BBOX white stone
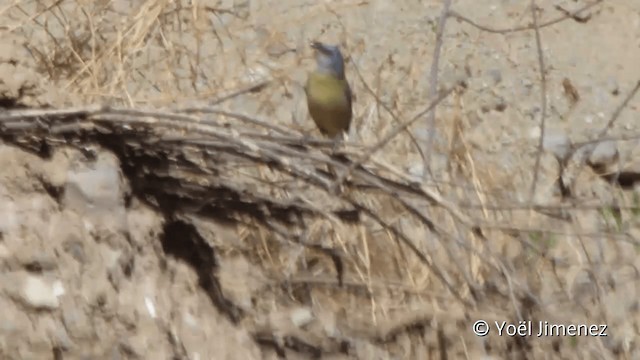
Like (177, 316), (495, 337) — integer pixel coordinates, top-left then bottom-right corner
(21, 276), (61, 310)
(144, 296), (157, 319)
(290, 307), (314, 328)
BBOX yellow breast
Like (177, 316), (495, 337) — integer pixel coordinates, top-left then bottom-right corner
(305, 72), (352, 137)
(306, 73), (350, 107)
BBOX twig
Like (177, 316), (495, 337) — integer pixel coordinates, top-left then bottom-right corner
(527, 0), (548, 204)
(208, 80), (271, 106)
(448, 0), (603, 34)
(333, 85), (459, 191)
(559, 80), (640, 195)
(596, 80), (640, 138)
(424, 0), (452, 180)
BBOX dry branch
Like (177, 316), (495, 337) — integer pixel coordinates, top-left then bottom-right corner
(0, 102), (483, 308)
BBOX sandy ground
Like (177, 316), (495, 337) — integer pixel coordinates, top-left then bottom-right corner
(1, 0), (640, 359)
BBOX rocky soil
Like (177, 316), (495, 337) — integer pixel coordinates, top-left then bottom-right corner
(1, 0), (640, 359)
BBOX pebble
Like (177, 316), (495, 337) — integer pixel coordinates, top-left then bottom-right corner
(21, 275), (63, 310)
(63, 239), (86, 263)
(588, 141), (618, 167)
(64, 154), (123, 212)
(542, 130), (571, 161)
(290, 307), (314, 328)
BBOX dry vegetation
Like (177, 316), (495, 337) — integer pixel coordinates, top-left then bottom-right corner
(1, 0), (640, 359)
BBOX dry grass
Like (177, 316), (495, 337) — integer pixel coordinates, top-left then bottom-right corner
(2, 0), (640, 358)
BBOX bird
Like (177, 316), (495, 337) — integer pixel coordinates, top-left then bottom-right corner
(304, 41), (353, 140)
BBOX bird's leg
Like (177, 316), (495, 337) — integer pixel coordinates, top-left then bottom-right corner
(301, 132), (312, 146)
(328, 133), (348, 194)
(331, 136), (340, 153)
(327, 137), (340, 182)
(330, 132), (346, 154)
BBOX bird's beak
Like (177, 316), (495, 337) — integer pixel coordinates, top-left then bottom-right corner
(310, 41), (330, 55)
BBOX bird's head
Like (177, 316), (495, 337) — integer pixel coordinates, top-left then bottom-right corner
(311, 41), (346, 79)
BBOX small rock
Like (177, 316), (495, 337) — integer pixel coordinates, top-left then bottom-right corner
(21, 275), (62, 310)
(588, 141), (618, 168)
(542, 130), (571, 161)
(290, 307), (314, 328)
(63, 239), (86, 263)
(144, 296), (157, 319)
(64, 153), (123, 212)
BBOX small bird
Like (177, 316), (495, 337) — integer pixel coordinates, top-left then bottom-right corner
(305, 42), (353, 140)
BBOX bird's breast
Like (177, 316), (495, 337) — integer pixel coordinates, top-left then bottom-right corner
(305, 73), (351, 108)
(305, 72), (352, 137)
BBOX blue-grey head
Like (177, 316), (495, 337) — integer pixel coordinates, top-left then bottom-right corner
(311, 41), (346, 79)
